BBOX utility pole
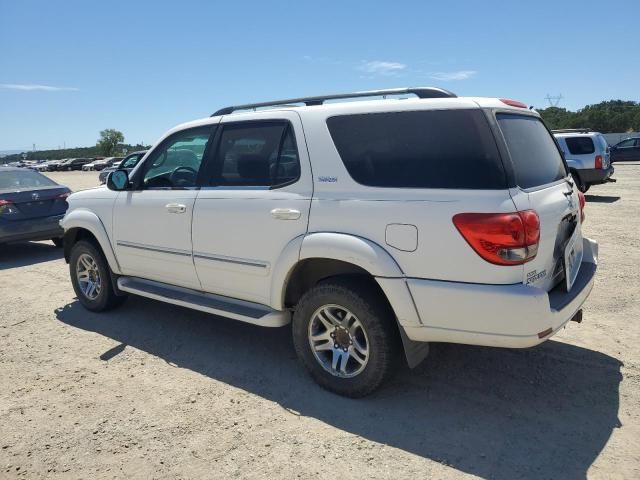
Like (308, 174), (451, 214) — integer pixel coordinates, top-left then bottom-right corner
(545, 94), (563, 107)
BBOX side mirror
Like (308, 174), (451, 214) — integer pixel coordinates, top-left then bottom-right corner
(107, 170), (129, 191)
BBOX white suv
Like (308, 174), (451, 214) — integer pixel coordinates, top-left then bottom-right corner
(61, 87), (598, 397)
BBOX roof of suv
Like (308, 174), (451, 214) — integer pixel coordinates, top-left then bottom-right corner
(166, 88), (537, 136)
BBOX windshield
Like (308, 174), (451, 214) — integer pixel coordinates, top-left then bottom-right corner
(0, 170), (58, 190)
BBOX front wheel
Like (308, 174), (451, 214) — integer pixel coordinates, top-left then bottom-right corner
(292, 278), (400, 397)
(69, 240), (125, 312)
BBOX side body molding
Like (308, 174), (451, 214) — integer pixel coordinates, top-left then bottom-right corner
(61, 209), (121, 274)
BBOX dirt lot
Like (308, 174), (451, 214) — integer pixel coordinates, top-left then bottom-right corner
(1, 167), (639, 479)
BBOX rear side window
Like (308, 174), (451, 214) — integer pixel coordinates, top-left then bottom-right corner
(327, 109), (505, 189)
(564, 137), (595, 155)
(211, 122), (300, 188)
(497, 114), (566, 189)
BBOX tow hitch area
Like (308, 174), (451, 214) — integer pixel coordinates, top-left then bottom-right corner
(570, 309), (583, 323)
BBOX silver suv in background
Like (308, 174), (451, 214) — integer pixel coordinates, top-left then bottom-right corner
(553, 129), (614, 193)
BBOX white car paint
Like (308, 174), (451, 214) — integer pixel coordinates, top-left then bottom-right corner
(62, 92), (598, 352)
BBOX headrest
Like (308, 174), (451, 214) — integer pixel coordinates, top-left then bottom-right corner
(237, 154), (270, 184)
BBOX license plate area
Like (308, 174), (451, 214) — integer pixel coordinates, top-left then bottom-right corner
(564, 229), (583, 292)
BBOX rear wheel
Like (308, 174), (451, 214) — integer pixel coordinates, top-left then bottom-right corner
(69, 240), (125, 311)
(571, 171), (589, 193)
(292, 278), (400, 397)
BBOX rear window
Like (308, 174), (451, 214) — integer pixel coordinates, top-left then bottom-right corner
(0, 170), (57, 190)
(497, 114), (566, 189)
(564, 136), (595, 155)
(327, 109), (505, 189)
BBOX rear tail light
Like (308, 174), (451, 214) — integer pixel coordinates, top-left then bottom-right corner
(0, 199), (17, 215)
(453, 210), (540, 265)
(578, 191), (586, 222)
(595, 155), (603, 169)
(499, 99), (528, 109)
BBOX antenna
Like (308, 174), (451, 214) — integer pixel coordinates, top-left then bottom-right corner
(544, 94), (563, 107)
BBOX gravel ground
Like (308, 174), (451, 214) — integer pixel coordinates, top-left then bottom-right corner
(1, 167), (639, 479)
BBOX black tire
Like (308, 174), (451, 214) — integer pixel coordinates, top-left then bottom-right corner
(571, 171), (589, 193)
(292, 277), (401, 397)
(69, 240), (125, 312)
(51, 237), (64, 248)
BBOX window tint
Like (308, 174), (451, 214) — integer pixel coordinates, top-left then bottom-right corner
(143, 127), (212, 189)
(121, 153), (143, 169)
(327, 109), (505, 189)
(211, 122), (300, 188)
(617, 139), (636, 148)
(564, 136), (595, 155)
(0, 170), (57, 190)
(497, 114), (566, 189)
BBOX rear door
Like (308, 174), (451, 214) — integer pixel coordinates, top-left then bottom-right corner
(496, 113), (582, 291)
(191, 112), (312, 305)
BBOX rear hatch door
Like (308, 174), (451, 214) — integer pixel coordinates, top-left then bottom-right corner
(495, 113), (583, 292)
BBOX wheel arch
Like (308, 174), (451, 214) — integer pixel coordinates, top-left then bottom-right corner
(62, 210), (121, 274)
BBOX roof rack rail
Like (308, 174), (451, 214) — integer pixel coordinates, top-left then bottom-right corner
(551, 128), (593, 134)
(211, 87), (457, 116)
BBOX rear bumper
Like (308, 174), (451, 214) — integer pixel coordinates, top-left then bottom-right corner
(580, 166), (614, 185)
(399, 237), (598, 348)
(0, 214), (65, 243)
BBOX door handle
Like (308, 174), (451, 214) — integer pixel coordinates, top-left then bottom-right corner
(270, 208), (301, 220)
(166, 203), (187, 214)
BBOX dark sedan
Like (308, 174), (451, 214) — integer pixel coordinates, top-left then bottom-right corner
(610, 137), (640, 162)
(0, 168), (70, 246)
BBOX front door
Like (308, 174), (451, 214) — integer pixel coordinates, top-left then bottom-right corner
(113, 125), (216, 290)
(192, 113), (312, 305)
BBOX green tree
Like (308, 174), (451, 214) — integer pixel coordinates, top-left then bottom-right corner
(97, 129), (125, 156)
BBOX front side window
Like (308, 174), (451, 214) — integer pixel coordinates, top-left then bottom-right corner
(142, 127), (213, 189)
(209, 122), (300, 188)
(327, 109), (505, 189)
(564, 136), (595, 155)
(497, 114), (567, 189)
(121, 153), (144, 169)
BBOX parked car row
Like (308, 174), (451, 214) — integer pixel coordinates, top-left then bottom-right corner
(82, 157), (123, 172)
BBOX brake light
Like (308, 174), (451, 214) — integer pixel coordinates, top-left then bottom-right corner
(500, 99), (528, 109)
(453, 210), (540, 265)
(595, 155), (603, 169)
(0, 199), (16, 215)
(578, 191), (586, 223)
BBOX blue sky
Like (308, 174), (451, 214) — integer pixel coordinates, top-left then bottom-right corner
(1, 0), (638, 151)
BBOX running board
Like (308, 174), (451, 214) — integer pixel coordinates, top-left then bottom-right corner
(117, 277), (290, 327)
